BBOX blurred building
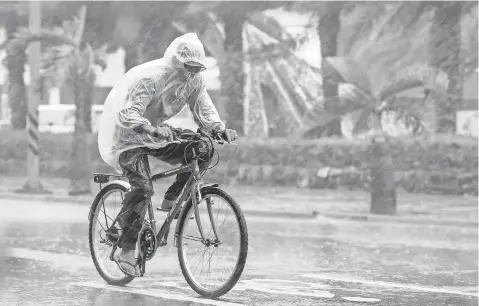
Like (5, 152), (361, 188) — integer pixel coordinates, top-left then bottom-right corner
(456, 70), (478, 137)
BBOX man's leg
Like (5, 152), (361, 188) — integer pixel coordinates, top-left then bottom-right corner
(115, 148), (153, 275)
(147, 141), (213, 210)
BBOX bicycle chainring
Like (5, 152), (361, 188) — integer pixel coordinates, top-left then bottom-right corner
(138, 227), (157, 261)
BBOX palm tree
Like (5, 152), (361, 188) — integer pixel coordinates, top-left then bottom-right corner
(289, 2), (348, 138)
(338, 1), (478, 134)
(9, 6), (107, 195)
(301, 56), (449, 214)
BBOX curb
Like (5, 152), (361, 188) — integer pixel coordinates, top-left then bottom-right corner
(0, 191), (476, 228)
(317, 212), (479, 228)
(0, 191), (315, 220)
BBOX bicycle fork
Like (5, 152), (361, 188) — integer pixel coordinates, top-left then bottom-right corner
(173, 182), (222, 248)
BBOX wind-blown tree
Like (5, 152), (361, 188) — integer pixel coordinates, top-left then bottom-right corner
(179, 1), (293, 135)
(301, 56), (448, 214)
(289, 2), (349, 138)
(338, 1), (478, 134)
(9, 6), (107, 195)
(0, 1), (61, 129)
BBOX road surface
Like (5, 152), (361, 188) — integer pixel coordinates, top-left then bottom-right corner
(0, 197), (477, 306)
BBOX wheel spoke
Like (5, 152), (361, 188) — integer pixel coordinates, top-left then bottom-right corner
(183, 235), (204, 242)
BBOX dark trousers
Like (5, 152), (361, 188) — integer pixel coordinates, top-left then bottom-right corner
(116, 141), (211, 250)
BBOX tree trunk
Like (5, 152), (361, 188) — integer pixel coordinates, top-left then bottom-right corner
(430, 2), (462, 133)
(368, 137), (397, 214)
(308, 5), (342, 138)
(69, 71), (94, 196)
(5, 12), (27, 130)
(219, 10), (246, 135)
(368, 114), (397, 215)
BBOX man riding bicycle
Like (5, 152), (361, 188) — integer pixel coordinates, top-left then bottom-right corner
(97, 33), (237, 276)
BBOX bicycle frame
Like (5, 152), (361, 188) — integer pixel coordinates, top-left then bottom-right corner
(148, 155), (214, 248)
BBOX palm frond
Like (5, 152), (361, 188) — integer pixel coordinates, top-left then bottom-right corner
(381, 108), (426, 136)
(340, 3), (433, 93)
(340, 3), (395, 58)
(40, 49), (74, 85)
(377, 64), (449, 101)
(73, 6), (87, 45)
(300, 83), (376, 135)
(340, 109), (374, 139)
(322, 57), (372, 93)
(340, 4), (384, 56)
(337, 83), (376, 110)
(13, 27), (77, 48)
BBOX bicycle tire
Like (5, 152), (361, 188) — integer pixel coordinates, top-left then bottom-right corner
(177, 187), (248, 298)
(88, 183), (135, 286)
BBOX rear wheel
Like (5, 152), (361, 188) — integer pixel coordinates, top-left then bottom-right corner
(88, 183), (134, 286)
(177, 187), (248, 298)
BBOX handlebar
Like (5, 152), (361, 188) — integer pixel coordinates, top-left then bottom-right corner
(171, 127), (234, 145)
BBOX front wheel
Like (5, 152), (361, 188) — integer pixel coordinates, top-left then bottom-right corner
(177, 187), (248, 298)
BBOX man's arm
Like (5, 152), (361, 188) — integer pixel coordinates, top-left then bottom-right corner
(187, 80), (226, 132)
(118, 77), (155, 130)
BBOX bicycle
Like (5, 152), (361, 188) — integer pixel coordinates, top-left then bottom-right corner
(88, 128), (248, 298)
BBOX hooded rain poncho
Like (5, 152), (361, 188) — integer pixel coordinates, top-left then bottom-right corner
(98, 33), (225, 173)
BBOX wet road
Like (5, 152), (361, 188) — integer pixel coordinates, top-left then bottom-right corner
(0, 198), (477, 306)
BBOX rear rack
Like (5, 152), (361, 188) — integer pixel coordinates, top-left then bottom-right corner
(93, 173), (125, 184)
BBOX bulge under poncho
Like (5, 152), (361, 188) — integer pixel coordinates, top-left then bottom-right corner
(98, 33), (225, 173)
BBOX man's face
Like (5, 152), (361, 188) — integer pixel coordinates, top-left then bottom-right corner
(184, 61), (206, 76)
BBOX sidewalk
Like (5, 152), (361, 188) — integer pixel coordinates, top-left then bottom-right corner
(0, 176), (477, 227)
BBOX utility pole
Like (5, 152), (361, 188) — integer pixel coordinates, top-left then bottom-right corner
(17, 1), (50, 194)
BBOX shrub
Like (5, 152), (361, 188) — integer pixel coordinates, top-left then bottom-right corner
(0, 129), (476, 195)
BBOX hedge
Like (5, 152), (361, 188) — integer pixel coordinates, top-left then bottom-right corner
(0, 129), (477, 195)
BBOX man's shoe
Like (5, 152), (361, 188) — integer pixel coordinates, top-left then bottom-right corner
(156, 198), (194, 220)
(157, 198), (181, 219)
(161, 199), (175, 210)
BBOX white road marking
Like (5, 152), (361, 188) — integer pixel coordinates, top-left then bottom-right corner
(342, 296), (381, 303)
(240, 279), (334, 298)
(74, 281), (246, 306)
(303, 273), (479, 297)
(155, 278), (335, 299)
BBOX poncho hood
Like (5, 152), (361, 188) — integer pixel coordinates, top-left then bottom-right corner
(162, 33), (207, 69)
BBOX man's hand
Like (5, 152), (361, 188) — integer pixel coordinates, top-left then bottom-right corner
(154, 126), (174, 141)
(134, 124), (174, 141)
(221, 129), (238, 143)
